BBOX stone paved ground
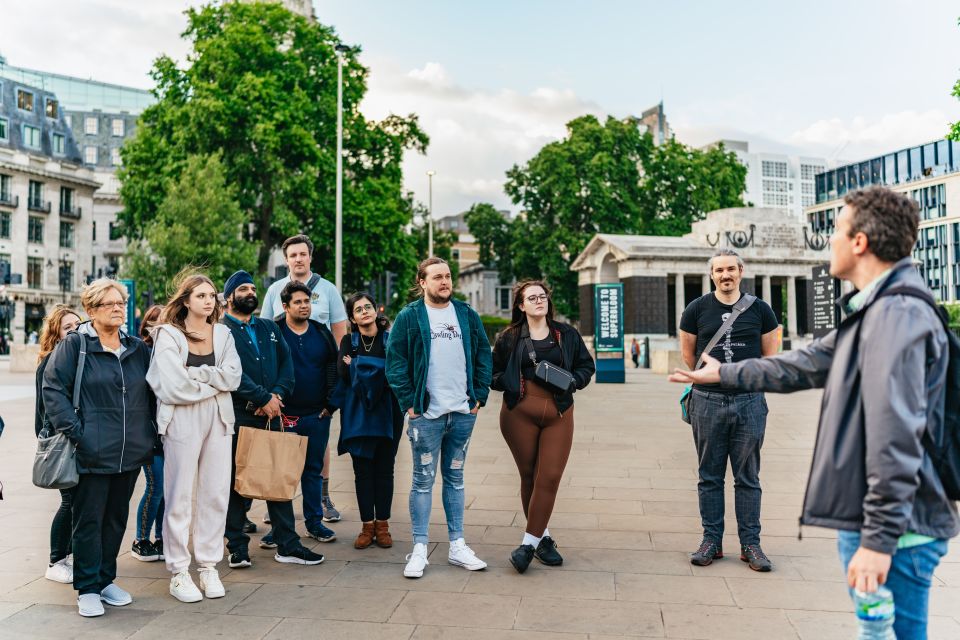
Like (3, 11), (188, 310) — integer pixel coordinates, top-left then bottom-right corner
(2, 361), (960, 639)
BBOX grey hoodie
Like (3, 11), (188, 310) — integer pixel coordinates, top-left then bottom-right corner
(719, 257), (959, 554)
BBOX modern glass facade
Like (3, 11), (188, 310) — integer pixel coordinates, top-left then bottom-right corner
(815, 138), (960, 204)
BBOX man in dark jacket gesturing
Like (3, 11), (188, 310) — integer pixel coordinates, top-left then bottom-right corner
(220, 271), (324, 569)
(671, 186), (959, 639)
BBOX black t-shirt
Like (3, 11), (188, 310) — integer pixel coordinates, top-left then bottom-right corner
(520, 334), (564, 382)
(679, 292), (779, 392)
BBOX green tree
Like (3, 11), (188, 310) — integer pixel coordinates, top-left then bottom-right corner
(119, 1), (427, 291)
(490, 115), (745, 319)
(123, 153), (258, 302)
(951, 18), (960, 141)
(464, 203), (513, 279)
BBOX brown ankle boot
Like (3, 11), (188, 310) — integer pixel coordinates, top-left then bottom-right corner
(374, 520), (392, 548)
(354, 522), (375, 549)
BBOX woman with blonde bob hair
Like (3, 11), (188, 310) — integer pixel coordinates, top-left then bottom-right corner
(35, 305), (82, 584)
(146, 271), (241, 603)
(43, 279), (156, 617)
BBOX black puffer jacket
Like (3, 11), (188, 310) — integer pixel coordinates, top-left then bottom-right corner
(491, 321), (595, 414)
(42, 322), (155, 474)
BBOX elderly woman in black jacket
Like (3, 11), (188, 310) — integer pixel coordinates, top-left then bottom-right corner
(43, 279), (155, 618)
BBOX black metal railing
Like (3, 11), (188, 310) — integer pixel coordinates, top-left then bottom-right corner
(28, 199), (51, 213)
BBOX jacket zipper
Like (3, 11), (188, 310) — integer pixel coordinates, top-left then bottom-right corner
(119, 355), (127, 473)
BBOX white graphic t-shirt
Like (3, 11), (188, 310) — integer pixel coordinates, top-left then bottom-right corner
(423, 303), (470, 419)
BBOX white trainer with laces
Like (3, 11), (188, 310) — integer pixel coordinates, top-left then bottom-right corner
(198, 567), (225, 599)
(448, 538), (487, 571)
(403, 543), (429, 578)
(169, 571), (202, 603)
(45, 557), (73, 584)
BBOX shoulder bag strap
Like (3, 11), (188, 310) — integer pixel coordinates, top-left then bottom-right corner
(694, 294), (757, 370)
(306, 273), (321, 292)
(523, 336), (538, 367)
(73, 343), (87, 412)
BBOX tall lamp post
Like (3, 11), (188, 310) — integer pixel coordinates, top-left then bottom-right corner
(426, 170), (435, 257)
(334, 43), (350, 293)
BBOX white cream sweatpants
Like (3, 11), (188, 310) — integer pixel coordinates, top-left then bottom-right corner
(162, 397), (232, 573)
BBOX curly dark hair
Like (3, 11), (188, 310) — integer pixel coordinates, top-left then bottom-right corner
(843, 186), (919, 262)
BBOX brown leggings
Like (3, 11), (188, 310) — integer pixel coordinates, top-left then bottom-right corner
(500, 381), (574, 537)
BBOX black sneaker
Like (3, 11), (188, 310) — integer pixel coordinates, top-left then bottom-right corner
(154, 538), (164, 561)
(275, 547), (325, 565)
(259, 531), (278, 549)
(229, 549), (252, 568)
(534, 536), (563, 566)
(243, 519), (258, 534)
(509, 544), (536, 574)
(740, 544), (772, 572)
(131, 539), (160, 562)
(307, 523), (337, 543)
(690, 539), (723, 566)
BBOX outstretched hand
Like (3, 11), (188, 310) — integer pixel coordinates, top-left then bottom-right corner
(668, 354), (722, 385)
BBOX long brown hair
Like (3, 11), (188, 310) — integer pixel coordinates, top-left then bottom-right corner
(139, 304), (163, 347)
(409, 257), (449, 299)
(505, 280), (555, 337)
(38, 305), (82, 362)
(160, 271), (223, 343)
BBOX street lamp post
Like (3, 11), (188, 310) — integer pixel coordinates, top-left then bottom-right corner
(426, 170), (435, 257)
(334, 43), (350, 293)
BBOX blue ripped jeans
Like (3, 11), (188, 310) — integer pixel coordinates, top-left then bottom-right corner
(407, 411), (476, 544)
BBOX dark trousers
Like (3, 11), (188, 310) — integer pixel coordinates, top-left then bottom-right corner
(224, 429), (302, 556)
(689, 389), (767, 546)
(291, 414), (330, 531)
(351, 426), (402, 522)
(50, 487), (74, 564)
(71, 470), (140, 595)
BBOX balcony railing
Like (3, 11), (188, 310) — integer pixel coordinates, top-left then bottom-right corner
(0, 194), (18, 208)
(28, 199), (51, 213)
(59, 202), (82, 219)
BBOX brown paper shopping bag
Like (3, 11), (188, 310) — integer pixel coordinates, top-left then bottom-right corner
(234, 425), (308, 501)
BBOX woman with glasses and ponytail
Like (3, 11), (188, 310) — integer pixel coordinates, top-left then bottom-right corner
(336, 292), (403, 550)
(491, 280), (595, 574)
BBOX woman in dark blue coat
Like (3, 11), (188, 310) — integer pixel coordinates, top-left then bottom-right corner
(42, 279), (155, 618)
(336, 292), (403, 550)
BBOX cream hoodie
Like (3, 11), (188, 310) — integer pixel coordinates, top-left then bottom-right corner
(146, 323), (242, 435)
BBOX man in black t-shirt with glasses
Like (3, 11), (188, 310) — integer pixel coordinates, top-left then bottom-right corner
(679, 249), (779, 572)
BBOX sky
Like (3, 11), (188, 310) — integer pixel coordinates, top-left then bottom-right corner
(3, 0), (958, 217)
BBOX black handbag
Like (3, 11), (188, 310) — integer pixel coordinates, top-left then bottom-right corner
(524, 334), (575, 394)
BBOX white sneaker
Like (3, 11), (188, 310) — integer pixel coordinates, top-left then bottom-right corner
(77, 593), (104, 617)
(448, 538), (487, 571)
(45, 557), (73, 584)
(169, 571), (202, 603)
(403, 543), (429, 578)
(198, 568), (225, 599)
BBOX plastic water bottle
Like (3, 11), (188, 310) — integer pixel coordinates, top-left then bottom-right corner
(854, 586), (895, 639)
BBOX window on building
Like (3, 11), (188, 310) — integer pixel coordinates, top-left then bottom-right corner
(22, 125), (40, 148)
(27, 256), (42, 289)
(0, 212), (9, 239)
(28, 181), (43, 209)
(800, 164), (825, 181)
(0, 117), (7, 141)
(451, 248), (460, 261)
(91, 255), (97, 277)
(109, 222), (123, 240)
(0, 175), (10, 202)
(111, 119), (125, 137)
(92, 220), (96, 242)
(52, 133), (65, 155)
(761, 160), (787, 178)
(45, 98), (58, 119)
(60, 187), (75, 215)
(17, 89), (34, 112)
(110, 147), (121, 166)
(84, 146), (98, 165)
(762, 179), (788, 193)
(497, 287), (511, 311)
(0, 254), (10, 284)
(28, 216), (44, 243)
(84, 117), (98, 135)
(59, 261), (74, 291)
(59, 221), (75, 248)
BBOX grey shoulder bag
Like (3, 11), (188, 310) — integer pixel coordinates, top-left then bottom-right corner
(33, 345), (85, 489)
(680, 294), (757, 424)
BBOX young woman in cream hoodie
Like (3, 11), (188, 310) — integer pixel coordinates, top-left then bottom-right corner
(146, 273), (242, 603)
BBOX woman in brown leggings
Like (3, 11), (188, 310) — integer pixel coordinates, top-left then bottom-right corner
(491, 280), (595, 573)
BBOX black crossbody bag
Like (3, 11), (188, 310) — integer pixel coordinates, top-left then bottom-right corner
(524, 331), (575, 394)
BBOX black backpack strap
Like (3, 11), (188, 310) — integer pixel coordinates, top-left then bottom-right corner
(306, 273), (321, 292)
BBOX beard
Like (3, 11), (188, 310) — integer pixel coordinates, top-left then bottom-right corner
(231, 294), (258, 315)
(425, 289), (452, 305)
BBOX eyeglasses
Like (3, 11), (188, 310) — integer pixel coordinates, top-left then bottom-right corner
(96, 301), (125, 309)
(353, 304), (375, 314)
(525, 294), (549, 303)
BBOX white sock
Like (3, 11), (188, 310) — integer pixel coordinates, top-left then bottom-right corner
(522, 532), (542, 547)
(543, 528), (550, 539)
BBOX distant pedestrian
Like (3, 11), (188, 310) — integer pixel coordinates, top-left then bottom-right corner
(678, 249), (779, 572)
(35, 305), (82, 585)
(672, 186), (959, 639)
(630, 338), (640, 368)
(491, 280), (594, 573)
(42, 279), (156, 617)
(337, 292), (402, 549)
(147, 273), (241, 602)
